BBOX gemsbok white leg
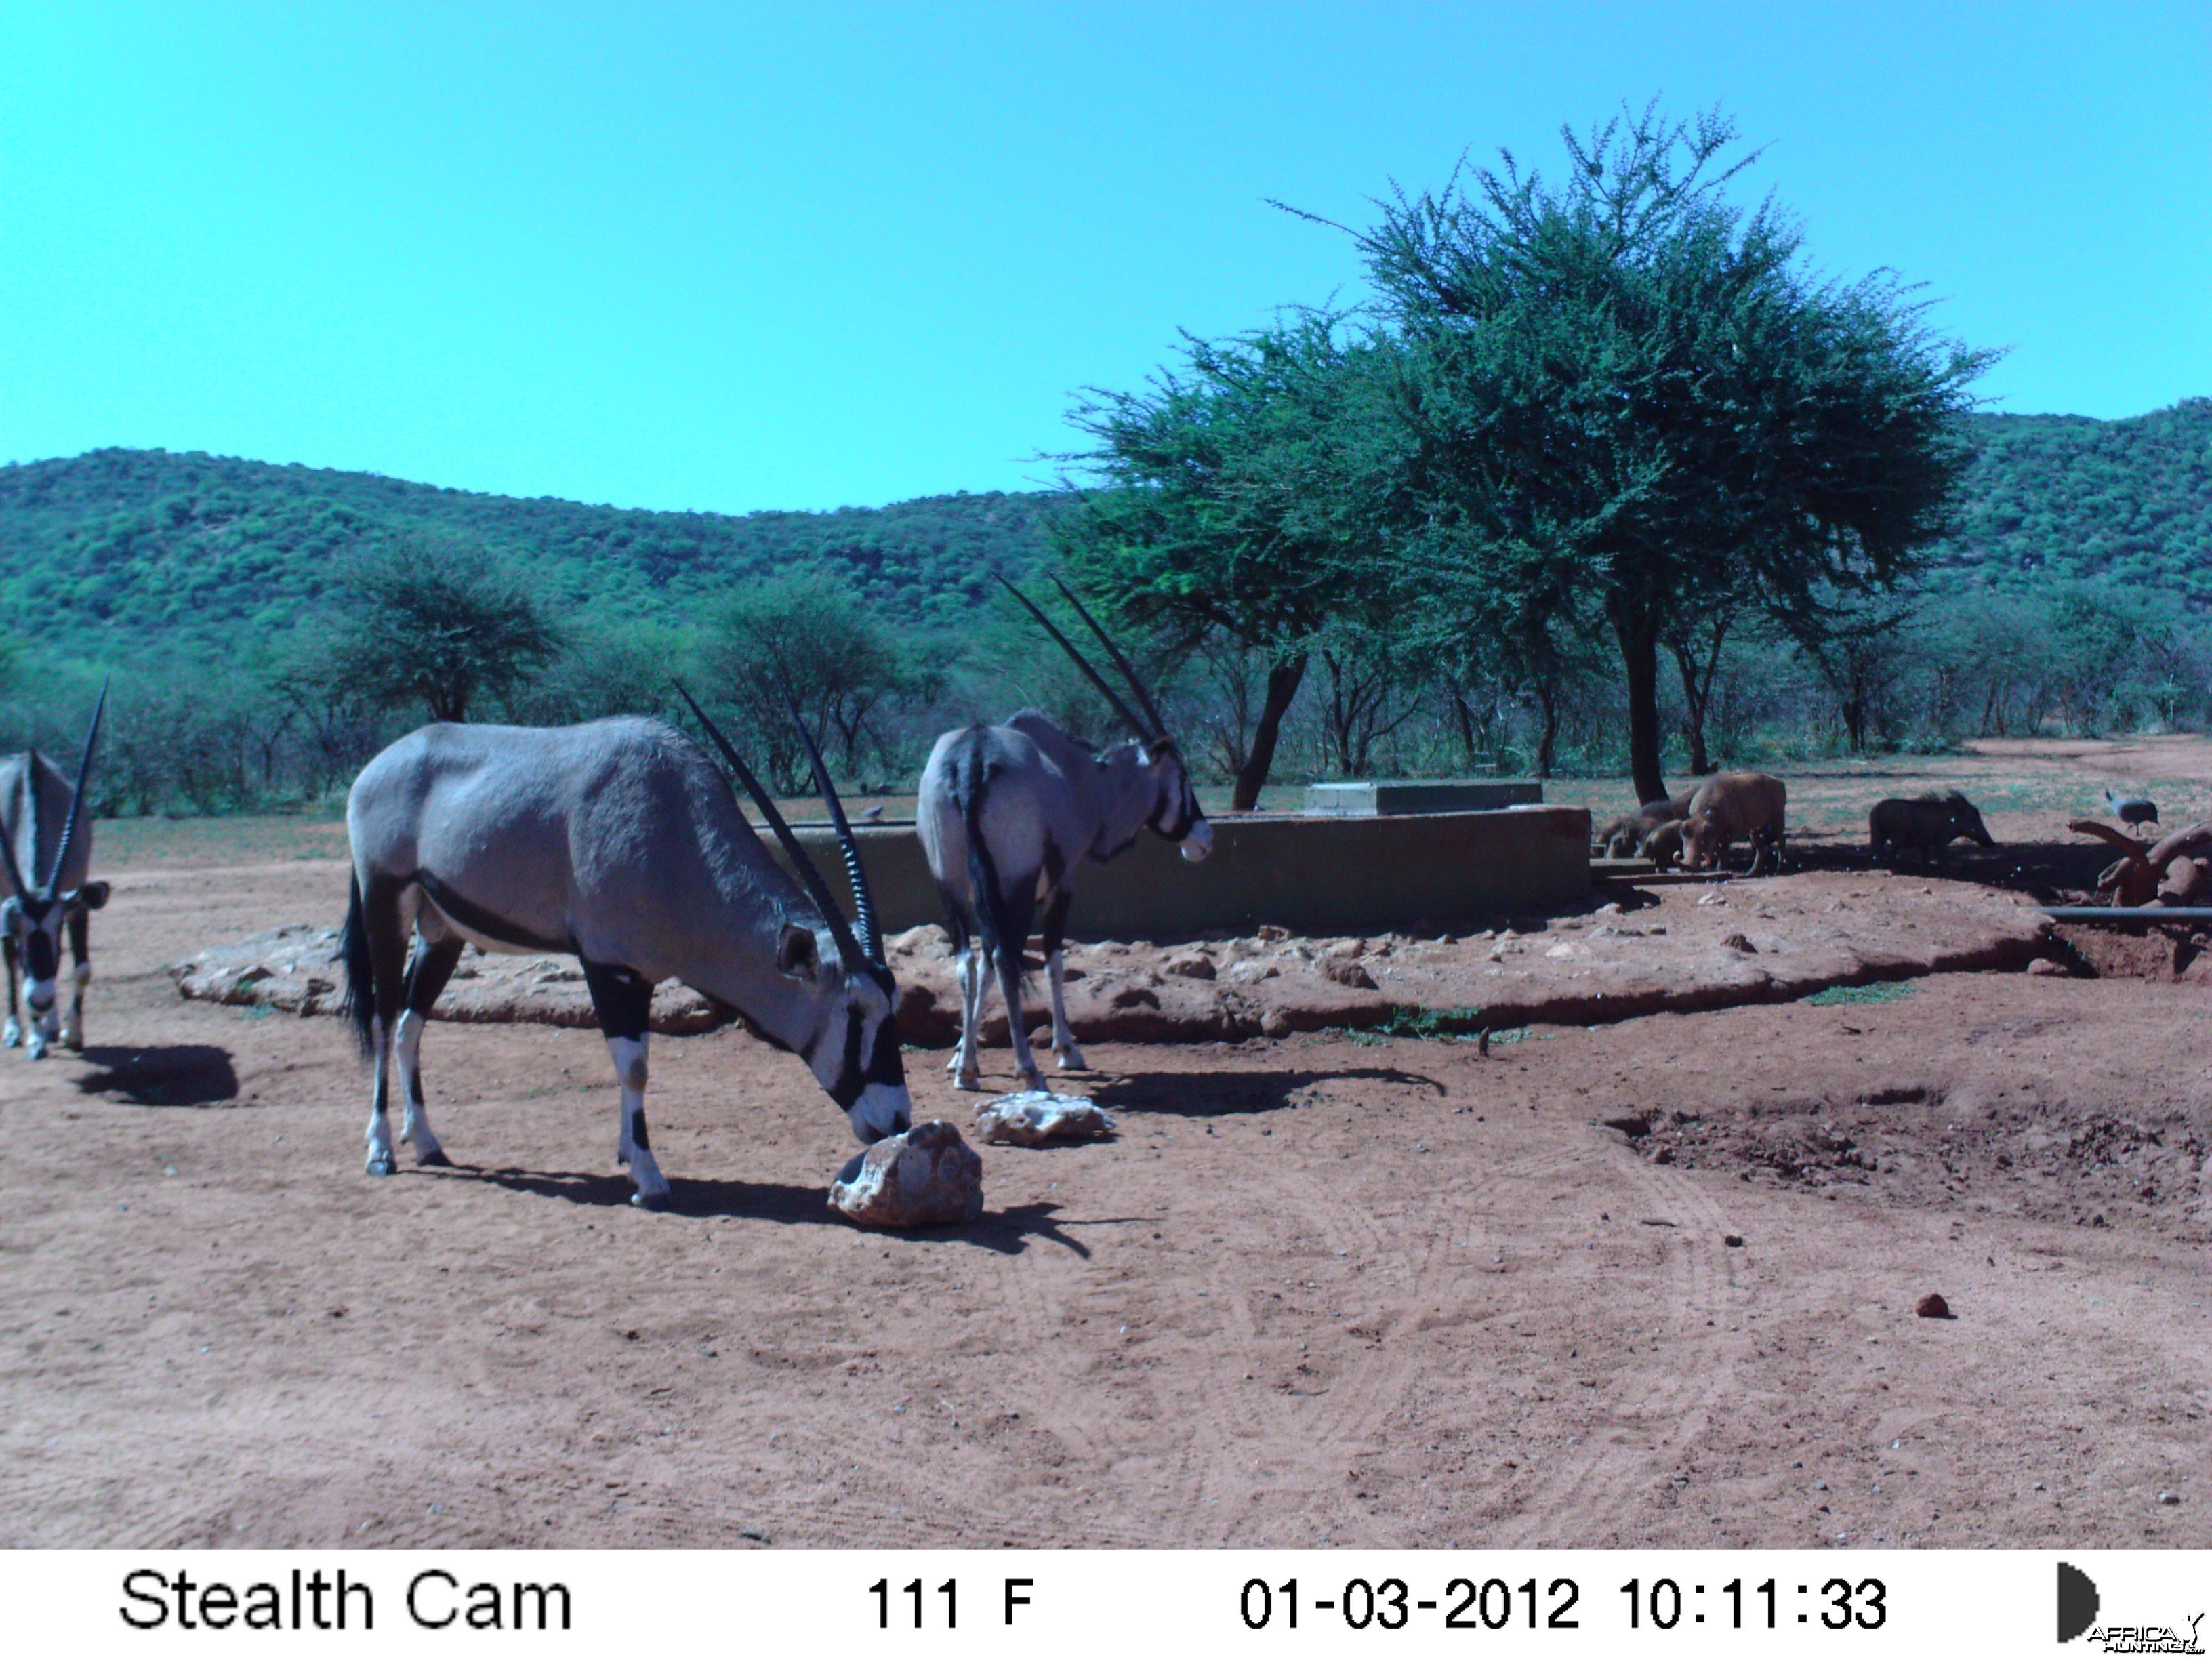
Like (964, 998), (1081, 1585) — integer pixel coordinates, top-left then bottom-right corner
(392, 1011), (447, 1166)
(365, 1012), (398, 1176)
(61, 962), (90, 1051)
(1, 935), (19, 1050)
(60, 906), (92, 1052)
(993, 941), (1046, 1094)
(607, 1033), (668, 1203)
(1046, 947), (1085, 1073)
(950, 943), (986, 1090)
(394, 935), (463, 1166)
(1038, 887), (1084, 1073)
(583, 958), (669, 1208)
(354, 874), (414, 1177)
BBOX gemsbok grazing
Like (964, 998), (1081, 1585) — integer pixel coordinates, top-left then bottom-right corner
(918, 577), (1212, 1092)
(0, 680), (111, 1060)
(339, 692), (912, 1208)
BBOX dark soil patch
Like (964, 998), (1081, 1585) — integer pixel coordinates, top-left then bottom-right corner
(1613, 1089), (2210, 1240)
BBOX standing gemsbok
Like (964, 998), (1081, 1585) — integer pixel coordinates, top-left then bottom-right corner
(340, 693), (911, 1208)
(919, 578), (1212, 1092)
(0, 681), (111, 1059)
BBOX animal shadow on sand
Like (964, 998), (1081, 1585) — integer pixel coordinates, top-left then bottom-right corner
(1086, 1065), (1445, 1121)
(73, 1044), (240, 1107)
(1789, 832), (2104, 901)
(431, 1163), (1089, 1256)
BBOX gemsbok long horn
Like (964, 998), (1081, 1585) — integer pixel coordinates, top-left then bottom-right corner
(1048, 575), (1169, 741)
(996, 575), (1155, 743)
(672, 682), (866, 972)
(45, 677), (108, 897)
(774, 676), (884, 966)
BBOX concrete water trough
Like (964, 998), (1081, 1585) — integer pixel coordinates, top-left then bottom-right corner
(779, 802), (1591, 940)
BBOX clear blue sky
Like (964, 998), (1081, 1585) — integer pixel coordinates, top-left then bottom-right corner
(4, 2), (2207, 514)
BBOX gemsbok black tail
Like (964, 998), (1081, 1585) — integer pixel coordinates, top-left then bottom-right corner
(338, 870), (378, 1060)
(959, 734), (1034, 987)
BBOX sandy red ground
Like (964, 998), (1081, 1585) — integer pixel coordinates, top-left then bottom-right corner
(3, 747), (2208, 1549)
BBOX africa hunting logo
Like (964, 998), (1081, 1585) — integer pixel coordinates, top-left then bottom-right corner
(2060, 1562), (2205, 1653)
(2081, 1620), (2205, 1656)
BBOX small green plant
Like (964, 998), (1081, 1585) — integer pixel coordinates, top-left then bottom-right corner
(1803, 980), (1916, 1006)
(1344, 1006), (1503, 1044)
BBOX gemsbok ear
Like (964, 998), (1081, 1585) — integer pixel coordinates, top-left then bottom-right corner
(775, 922), (821, 980)
(75, 881), (110, 912)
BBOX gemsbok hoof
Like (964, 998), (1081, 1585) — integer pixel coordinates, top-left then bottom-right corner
(1, 1020), (17, 1048)
(365, 1154), (396, 1177)
(954, 1071), (983, 1092)
(416, 1148), (452, 1168)
(630, 1189), (671, 1212)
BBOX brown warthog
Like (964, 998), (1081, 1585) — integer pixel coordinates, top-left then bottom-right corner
(1641, 819), (1686, 870)
(1682, 771), (1788, 875)
(1868, 791), (1996, 866)
(1597, 789), (1696, 857)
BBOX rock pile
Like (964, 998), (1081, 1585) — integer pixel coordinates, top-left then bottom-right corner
(171, 874), (2052, 1047)
(168, 926), (729, 1034)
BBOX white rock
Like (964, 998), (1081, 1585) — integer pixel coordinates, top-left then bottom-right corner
(830, 1121), (984, 1227)
(975, 1091), (1115, 1147)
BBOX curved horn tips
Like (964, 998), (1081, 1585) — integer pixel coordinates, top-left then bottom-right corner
(45, 677), (111, 894)
(774, 674), (884, 966)
(678, 676), (869, 973)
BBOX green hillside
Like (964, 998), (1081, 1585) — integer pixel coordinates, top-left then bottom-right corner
(1, 398), (2207, 671)
(0, 447), (1062, 665)
(1928, 398), (2212, 602)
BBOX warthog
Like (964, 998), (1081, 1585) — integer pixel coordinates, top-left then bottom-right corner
(1682, 771), (1788, 875)
(1597, 789), (1696, 858)
(1641, 819), (1686, 870)
(1868, 791), (1996, 865)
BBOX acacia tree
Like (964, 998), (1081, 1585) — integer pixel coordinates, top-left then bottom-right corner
(1057, 314), (1406, 808)
(328, 536), (563, 724)
(1345, 101), (1990, 802)
(701, 568), (928, 790)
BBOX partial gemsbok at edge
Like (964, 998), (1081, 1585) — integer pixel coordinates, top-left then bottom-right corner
(0, 680), (111, 1059)
(340, 692), (911, 1208)
(918, 577), (1212, 1092)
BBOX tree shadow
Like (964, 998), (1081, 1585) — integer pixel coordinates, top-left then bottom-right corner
(73, 1044), (241, 1107)
(426, 1164), (1089, 1255)
(1084, 1065), (1446, 1120)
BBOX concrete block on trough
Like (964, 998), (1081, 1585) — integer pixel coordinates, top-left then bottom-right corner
(1305, 779), (1543, 815)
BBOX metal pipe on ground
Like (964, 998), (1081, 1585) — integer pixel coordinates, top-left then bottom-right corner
(2041, 906), (2212, 924)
